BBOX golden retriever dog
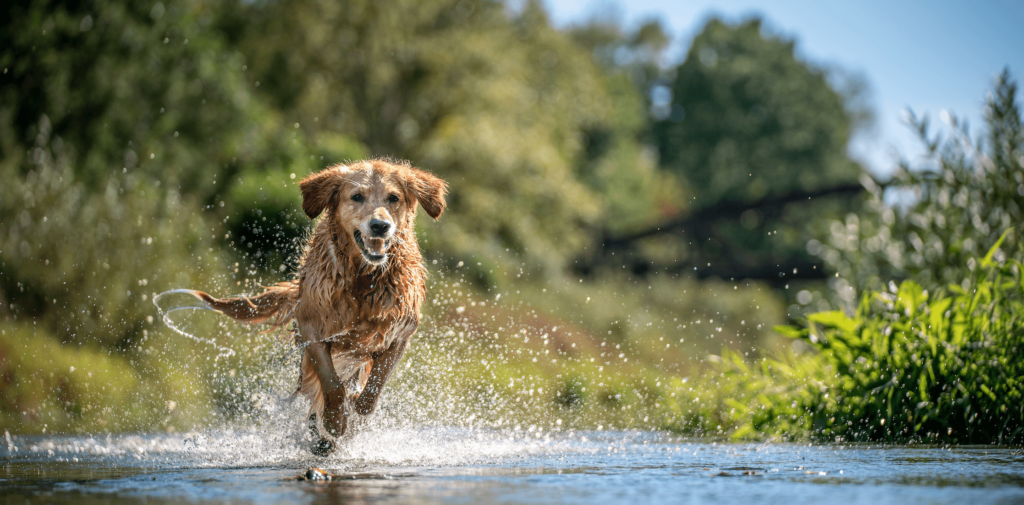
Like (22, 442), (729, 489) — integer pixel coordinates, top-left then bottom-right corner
(188, 159), (446, 455)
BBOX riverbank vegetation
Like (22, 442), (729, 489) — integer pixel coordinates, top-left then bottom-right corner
(1, 0), (1020, 444)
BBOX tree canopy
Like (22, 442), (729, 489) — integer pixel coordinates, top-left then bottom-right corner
(654, 19), (861, 205)
(222, 0), (634, 277)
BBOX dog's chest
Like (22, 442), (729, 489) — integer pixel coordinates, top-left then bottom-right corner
(322, 277), (413, 348)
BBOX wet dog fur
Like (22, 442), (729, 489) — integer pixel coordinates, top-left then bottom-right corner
(190, 159), (446, 454)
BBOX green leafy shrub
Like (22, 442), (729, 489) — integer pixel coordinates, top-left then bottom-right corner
(687, 236), (1024, 443)
(660, 352), (828, 439)
(0, 321), (224, 434)
(791, 240), (1022, 443)
(0, 322), (144, 433)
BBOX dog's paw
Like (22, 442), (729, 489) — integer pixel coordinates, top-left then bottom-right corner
(310, 438), (336, 457)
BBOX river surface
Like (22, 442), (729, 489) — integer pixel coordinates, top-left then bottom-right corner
(1, 428), (1022, 504)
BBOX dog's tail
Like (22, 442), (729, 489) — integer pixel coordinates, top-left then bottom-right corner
(190, 281), (300, 329)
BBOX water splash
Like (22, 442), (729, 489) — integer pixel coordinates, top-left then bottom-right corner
(0, 424), (665, 471)
(139, 268), (675, 464)
(152, 289), (237, 359)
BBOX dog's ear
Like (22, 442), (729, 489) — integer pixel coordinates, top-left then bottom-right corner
(300, 166), (347, 219)
(406, 167), (448, 219)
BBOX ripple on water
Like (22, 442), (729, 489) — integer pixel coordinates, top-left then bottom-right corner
(2, 429), (1023, 504)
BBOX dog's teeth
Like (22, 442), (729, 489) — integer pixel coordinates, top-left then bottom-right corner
(366, 237), (386, 254)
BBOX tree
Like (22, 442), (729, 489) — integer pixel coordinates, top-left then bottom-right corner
(568, 18), (687, 234)
(654, 18), (861, 205)
(220, 0), (634, 279)
(583, 18), (867, 283)
(0, 0), (276, 197)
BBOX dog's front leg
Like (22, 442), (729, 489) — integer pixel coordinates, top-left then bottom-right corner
(354, 335), (409, 415)
(306, 340), (350, 437)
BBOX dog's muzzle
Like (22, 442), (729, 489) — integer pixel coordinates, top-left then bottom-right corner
(353, 229), (389, 264)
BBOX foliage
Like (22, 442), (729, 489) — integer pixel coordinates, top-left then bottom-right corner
(675, 71), (1024, 445)
(813, 70), (1024, 298)
(567, 18), (688, 233)
(0, 124), (265, 433)
(1, 0), (258, 197)
(0, 131), (232, 347)
(660, 352), (826, 439)
(0, 91), (314, 433)
(381, 269), (790, 433)
(0, 322), (145, 433)
(0, 321), (226, 434)
(654, 18), (861, 205)
(676, 238), (1024, 444)
(219, 0), (665, 277)
(628, 18), (868, 282)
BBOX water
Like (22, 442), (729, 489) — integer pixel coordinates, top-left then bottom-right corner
(2, 429), (1022, 504)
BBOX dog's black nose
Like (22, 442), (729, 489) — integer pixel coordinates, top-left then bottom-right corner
(369, 219), (391, 236)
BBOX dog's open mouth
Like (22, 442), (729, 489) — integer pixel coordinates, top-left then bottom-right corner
(353, 230), (389, 264)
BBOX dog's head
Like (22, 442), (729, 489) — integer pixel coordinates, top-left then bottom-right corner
(299, 160), (447, 266)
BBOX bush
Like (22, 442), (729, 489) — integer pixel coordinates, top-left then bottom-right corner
(697, 235), (1023, 444)
(0, 130), (258, 433)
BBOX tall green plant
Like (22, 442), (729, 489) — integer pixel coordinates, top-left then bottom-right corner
(693, 235), (1024, 444)
(814, 69), (1023, 300)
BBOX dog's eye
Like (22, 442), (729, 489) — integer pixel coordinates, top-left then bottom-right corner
(351, 193), (364, 203)
(388, 194), (400, 203)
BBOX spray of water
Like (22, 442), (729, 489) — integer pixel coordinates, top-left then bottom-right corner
(125, 267), (632, 470)
(152, 289), (238, 359)
(114, 253), (788, 474)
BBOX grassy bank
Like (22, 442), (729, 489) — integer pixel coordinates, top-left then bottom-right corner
(4, 231), (1020, 445)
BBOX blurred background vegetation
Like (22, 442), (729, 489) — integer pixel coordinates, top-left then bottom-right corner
(0, 0), (1020, 443)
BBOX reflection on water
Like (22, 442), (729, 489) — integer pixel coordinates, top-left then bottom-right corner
(2, 428), (1022, 504)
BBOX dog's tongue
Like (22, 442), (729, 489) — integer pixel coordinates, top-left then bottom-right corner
(365, 237), (387, 255)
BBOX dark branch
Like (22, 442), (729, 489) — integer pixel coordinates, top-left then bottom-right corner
(578, 181), (876, 282)
(667, 256), (828, 285)
(603, 182), (868, 249)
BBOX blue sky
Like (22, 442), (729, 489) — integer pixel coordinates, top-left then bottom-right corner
(543, 0), (1024, 177)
